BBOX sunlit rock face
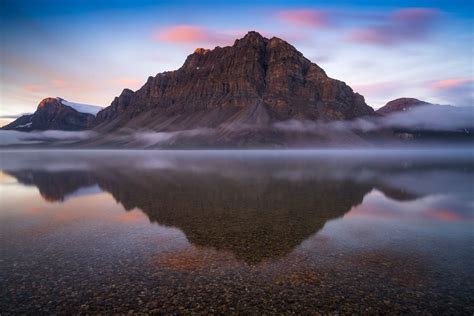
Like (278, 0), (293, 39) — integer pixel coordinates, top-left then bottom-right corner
(2, 98), (95, 131)
(94, 31), (374, 135)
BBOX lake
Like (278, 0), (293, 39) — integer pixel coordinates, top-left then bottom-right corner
(1, 149), (473, 314)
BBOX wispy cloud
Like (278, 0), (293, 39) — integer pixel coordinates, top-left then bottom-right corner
(109, 77), (142, 89)
(22, 79), (70, 94)
(276, 9), (330, 28)
(347, 8), (440, 46)
(430, 77), (473, 90)
(429, 77), (474, 106)
(133, 128), (213, 146)
(23, 84), (42, 93)
(153, 25), (235, 45)
(274, 105), (474, 133)
(51, 79), (69, 89)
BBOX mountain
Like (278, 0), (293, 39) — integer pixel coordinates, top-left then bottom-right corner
(93, 31), (374, 135)
(2, 32), (472, 147)
(376, 98), (433, 115)
(2, 97), (102, 131)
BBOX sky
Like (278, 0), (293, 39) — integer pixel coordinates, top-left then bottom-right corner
(0, 0), (473, 125)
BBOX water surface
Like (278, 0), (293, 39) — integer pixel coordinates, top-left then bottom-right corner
(1, 149), (473, 314)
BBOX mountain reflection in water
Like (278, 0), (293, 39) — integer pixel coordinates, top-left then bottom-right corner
(1, 149), (473, 314)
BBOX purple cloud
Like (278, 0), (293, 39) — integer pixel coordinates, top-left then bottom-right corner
(348, 8), (440, 46)
(276, 9), (330, 28)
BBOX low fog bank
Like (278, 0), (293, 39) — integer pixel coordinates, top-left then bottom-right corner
(274, 105), (474, 132)
(0, 105), (472, 148)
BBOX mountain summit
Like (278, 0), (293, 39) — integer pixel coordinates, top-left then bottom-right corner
(93, 31), (373, 133)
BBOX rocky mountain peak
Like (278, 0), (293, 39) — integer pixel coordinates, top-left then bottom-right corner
(234, 31), (268, 47)
(194, 48), (211, 54)
(91, 31), (374, 134)
(37, 97), (62, 109)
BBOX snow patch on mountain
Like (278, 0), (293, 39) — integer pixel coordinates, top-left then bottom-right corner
(15, 122), (32, 129)
(59, 98), (103, 116)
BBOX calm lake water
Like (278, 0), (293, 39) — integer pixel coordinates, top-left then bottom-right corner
(1, 149), (473, 314)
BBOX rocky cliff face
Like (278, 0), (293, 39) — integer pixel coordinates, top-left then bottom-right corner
(2, 97), (96, 131)
(94, 31), (374, 132)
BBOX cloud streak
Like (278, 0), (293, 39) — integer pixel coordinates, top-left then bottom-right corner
(1, 107), (472, 147)
(348, 8), (440, 45)
(276, 9), (330, 27)
(132, 128), (213, 146)
(430, 77), (473, 90)
(274, 105), (474, 133)
(429, 78), (474, 106)
(153, 25), (237, 45)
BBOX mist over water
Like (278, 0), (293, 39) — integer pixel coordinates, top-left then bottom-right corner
(1, 105), (473, 147)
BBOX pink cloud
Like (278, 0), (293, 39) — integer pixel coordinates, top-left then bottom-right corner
(153, 25), (234, 45)
(153, 25), (306, 47)
(276, 9), (329, 27)
(348, 8), (440, 45)
(23, 84), (42, 93)
(352, 82), (397, 95)
(153, 25), (308, 50)
(110, 77), (142, 89)
(155, 25), (210, 43)
(51, 79), (69, 89)
(429, 77), (474, 106)
(430, 78), (474, 90)
(23, 79), (82, 95)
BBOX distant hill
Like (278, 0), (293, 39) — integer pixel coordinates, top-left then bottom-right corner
(376, 98), (433, 115)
